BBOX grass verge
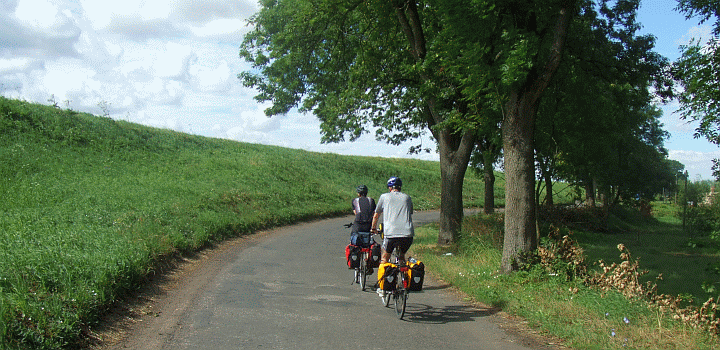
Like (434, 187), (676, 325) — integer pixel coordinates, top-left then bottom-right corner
(412, 213), (719, 349)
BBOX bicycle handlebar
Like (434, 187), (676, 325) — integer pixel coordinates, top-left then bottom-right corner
(345, 223), (382, 235)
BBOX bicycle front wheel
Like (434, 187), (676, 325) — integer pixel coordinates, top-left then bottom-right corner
(382, 289), (391, 307)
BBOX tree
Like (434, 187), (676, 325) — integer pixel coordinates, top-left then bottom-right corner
(239, 0), (670, 273)
(497, 0), (577, 272)
(239, 0), (583, 251)
(239, 0), (481, 245)
(470, 120), (502, 214)
(533, 0), (672, 208)
(675, 0), (720, 179)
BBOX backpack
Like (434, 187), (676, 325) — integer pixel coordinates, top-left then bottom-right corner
(345, 244), (360, 269)
(378, 262), (398, 291)
(407, 260), (425, 291)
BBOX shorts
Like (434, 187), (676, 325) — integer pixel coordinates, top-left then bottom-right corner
(382, 236), (414, 255)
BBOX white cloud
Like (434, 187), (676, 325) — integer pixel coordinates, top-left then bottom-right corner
(677, 24), (714, 46)
(14, 0), (62, 29)
(182, 0), (257, 22)
(0, 57), (41, 74)
(669, 149), (719, 180)
(189, 18), (246, 38)
(152, 42), (193, 78)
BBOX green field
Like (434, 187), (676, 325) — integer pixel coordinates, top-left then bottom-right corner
(412, 205), (720, 349)
(3, 96), (719, 349)
(0, 97), (488, 349)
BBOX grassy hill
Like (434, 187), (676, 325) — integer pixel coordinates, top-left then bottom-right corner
(0, 96), (490, 349)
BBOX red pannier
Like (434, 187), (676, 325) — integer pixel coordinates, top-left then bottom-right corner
(346, 244), (360, 269)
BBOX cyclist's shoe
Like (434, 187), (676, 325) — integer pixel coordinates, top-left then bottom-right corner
(376, 288), (385, 298)
(367, 267), (374, 275)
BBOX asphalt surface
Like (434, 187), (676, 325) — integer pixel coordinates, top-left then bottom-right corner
(109, 212), (550, 350)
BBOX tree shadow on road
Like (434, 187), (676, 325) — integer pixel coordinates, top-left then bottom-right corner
(402, 303), (500, 324)
(420, 283), (451, 291)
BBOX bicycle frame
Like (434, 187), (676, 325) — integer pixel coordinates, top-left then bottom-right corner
(379, 246), (410, 319)
(347, 225), (380, 291)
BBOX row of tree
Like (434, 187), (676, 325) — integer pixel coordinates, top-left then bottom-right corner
(674, 0), (720, 178)
(238, 0), (715, 272)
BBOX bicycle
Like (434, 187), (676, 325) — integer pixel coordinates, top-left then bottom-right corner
(378, 246), (410, 319)
(344, 224), (380, 291)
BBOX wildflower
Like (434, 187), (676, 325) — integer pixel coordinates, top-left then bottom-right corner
(611, 329), (616, 337)
(623, 317), (629, 324)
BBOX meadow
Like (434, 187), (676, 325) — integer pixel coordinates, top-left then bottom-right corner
(0, 97), (486, 349)
(413, 204), (720, 349)
(3, 96), (719, 350)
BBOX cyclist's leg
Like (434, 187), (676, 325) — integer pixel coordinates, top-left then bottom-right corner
(396, 237), (414, 263)
(380, 237), (394, 264)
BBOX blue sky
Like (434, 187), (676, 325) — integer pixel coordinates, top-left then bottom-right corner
(637, 0), (718, 180)
(0, 0), (717, 180)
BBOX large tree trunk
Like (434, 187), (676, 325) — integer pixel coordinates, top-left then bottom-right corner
(500, 4), (572, 273)
(585, 180), (595, 207)
(501, 90), (538, 272)
(436, 128), (476, 245)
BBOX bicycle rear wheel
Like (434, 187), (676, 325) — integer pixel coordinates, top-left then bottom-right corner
(359, 254), (367, 291)
(394, 275), (407, 319)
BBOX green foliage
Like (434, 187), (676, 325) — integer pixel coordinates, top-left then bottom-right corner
(534, 0), (674, 202)
(674, 1), (720, 180)
(0, 97), (484, 349)
(675, 39), (720, 142)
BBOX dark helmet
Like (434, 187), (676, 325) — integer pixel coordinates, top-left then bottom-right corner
(387, 177), (402, 189)
(356, 185), (368, 195)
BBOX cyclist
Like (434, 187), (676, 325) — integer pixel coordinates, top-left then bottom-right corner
(351, 185), (376, 236)
(351, 185), (376, 280)
(352, 185), (375, 234)
(371, 177), (414, 296)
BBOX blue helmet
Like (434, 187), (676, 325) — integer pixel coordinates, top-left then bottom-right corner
(387, 177), (402, 189)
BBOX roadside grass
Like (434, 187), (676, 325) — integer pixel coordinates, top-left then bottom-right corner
(412, 211), (720, 349)
(7, 95), (716, 349)
(0, 97), (485, 349)
(575, 203), (720, 301)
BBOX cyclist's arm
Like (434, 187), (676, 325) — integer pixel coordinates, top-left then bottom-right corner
(370, 212), (380, 233)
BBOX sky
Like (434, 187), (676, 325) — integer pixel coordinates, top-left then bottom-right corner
(0, 0), (717, 180)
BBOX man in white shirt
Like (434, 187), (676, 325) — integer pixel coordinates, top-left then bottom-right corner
(371, 177), (414, 265)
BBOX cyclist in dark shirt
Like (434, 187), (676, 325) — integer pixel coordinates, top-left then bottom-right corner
(351, 185), (376, 234)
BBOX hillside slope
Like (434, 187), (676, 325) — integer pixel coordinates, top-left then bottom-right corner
(0, 97), (488, 349)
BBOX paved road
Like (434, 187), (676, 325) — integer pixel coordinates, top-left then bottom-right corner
(111, 212), (549, 349)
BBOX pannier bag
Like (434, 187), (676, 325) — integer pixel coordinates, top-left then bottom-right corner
(367, 244), (381, 268)
(378, 263), (398, 291)
(350, 232), (372, 248)
(346, 244), (360, 269)
(407, 260), (425, 291)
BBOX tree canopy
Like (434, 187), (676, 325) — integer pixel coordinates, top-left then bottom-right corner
(674, 0), (720, 178)
(239, 0), (579, 249)
(239, 0), (675, 272)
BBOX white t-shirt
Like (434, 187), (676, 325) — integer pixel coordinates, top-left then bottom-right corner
(375, 191), (414, 238)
